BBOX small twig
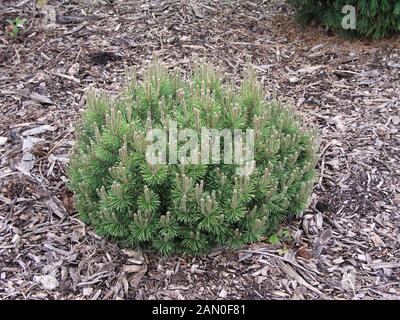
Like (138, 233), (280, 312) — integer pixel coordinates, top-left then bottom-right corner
(61, 21), (88, 37)
(53, 72), (81, 84)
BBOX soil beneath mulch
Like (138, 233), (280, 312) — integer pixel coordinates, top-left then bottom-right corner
(0, 0), (399, 300)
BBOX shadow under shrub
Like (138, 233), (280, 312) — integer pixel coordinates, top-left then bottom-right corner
(288, 0), (400, 39)
(68, 60), (318, 256)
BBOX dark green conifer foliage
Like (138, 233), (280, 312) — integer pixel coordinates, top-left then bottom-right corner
(289, 0), (400, 39)
(68, 59), (318, 256)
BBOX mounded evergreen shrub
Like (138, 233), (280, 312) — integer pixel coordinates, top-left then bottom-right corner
(289, 0), (400, 39)
(68, 59), (318, 255)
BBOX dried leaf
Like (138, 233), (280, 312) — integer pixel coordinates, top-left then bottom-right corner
(297, 246), (313, 260)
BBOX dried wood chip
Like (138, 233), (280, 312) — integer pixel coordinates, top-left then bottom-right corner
(45, 198), (66, 219)
(34, 275), (59, 290)
(22, 125), (55, 136)
(129, 264), (147, 288)
(392, 116), (400, 126)
(368, 262), (400, 270)
(122, 265), (143, 273)
(297, 65), (322, 74)
(218, 288), (228, 298)
(0, 137), (7, 145)
(318, 228), (333, 245)
(29, 92), (53, 104)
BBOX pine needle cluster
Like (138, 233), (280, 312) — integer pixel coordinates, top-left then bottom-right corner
(68, 59), (318, 256)
(289, 0), (400, 39)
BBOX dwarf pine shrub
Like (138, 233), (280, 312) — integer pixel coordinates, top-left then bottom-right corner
(289, 0), (400, 39)
(68, 59), (318, 256)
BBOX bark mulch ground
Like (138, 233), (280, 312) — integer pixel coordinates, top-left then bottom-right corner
(0, 0), (399, 300)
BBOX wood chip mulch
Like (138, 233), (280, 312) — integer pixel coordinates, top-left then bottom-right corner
(0, 0), (399, 300)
